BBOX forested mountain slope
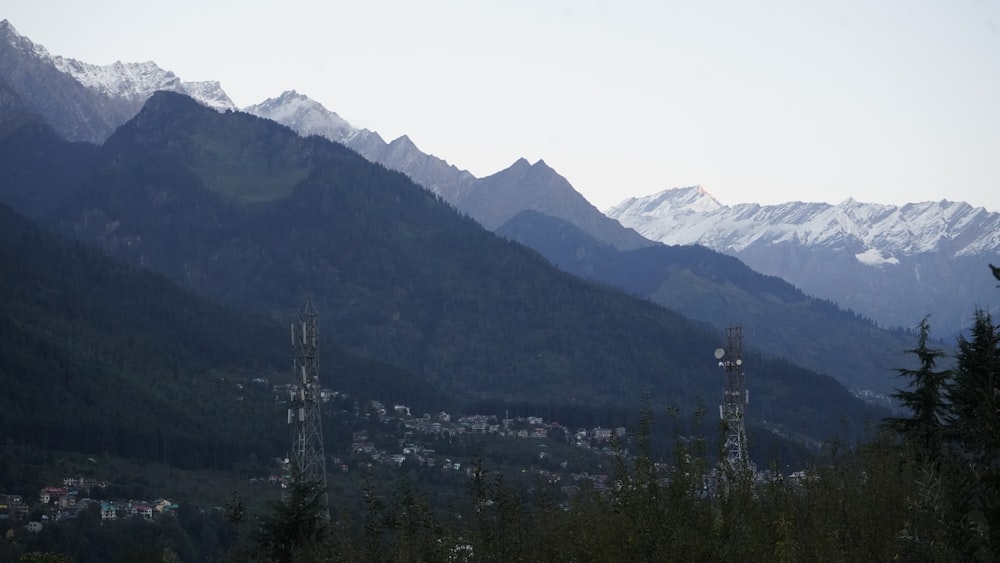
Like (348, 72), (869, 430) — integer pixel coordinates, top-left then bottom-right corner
(498, 210), (928, 395)
(0, 200), (445, 467)
(0, 92), (884, 441)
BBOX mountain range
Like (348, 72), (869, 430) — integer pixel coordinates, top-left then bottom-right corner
(607, 186), (1000, 336)
(4, 18), (991, 342)
(0, 88), (883, 445)
(2, 19), (988, 444)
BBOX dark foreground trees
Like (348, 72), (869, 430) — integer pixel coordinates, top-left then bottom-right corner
(224, 416), (926, 562)
(891, 308), (1000, 561)
(7, 311), (999, 562)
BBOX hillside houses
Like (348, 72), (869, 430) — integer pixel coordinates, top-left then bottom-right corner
(0, 477), (178, 534)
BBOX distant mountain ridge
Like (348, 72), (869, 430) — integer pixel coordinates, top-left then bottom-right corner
(607, 186), (1000, 334)
(0, 19), (234, 143)
(245, 90), (652, 251)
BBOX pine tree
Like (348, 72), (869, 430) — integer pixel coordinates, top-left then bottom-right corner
(943, 308), (1000, 560)
(253, 468), (332, 563)
(945, 309), (1000, 463)
(887, 316), (950, 456)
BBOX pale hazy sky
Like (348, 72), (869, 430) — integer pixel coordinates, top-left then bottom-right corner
(7, 0), (1000, 212)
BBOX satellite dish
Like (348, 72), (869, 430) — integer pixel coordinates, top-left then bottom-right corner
(736, 359), (743, 366)
(714, 348), (725, 359)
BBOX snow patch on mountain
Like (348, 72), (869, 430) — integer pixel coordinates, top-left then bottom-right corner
(855, 249), (899, 266)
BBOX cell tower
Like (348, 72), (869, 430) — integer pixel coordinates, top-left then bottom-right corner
(714, 326), (749, 473)
(288, 298), (328, 508)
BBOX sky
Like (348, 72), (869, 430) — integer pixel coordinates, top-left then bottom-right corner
(6, 0), (1000, 212)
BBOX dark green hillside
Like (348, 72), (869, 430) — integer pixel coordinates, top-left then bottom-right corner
(498, 209), (923, 395)
(0, 92), (883, 441)
(0, 110), (98, 218)
(0, 202), (447, 468)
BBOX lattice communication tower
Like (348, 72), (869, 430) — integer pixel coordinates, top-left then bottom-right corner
(288, 298), (328, 508)
(714, 326), (749, 473)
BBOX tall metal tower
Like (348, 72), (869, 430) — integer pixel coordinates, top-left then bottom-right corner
(288, 298), (328, 507)
(714, 326), (749, 473)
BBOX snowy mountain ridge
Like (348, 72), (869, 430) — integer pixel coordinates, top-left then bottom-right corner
(608, 186), (1000, 263)
(52, 56), (236, 111)
(609, 186), (1000, 334)
(0, 19), (235, 112)
(244, 90), (359, 143)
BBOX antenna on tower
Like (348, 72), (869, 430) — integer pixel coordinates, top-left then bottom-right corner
(714, 325), (749, 474)
(288, 298), (328, 511)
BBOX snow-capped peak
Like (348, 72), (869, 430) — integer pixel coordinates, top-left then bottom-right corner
(607, 188), (1000, 261)
(49, 56), (236, 110)
(176, 80), (235, 112)
(243, 90), (357, 143)
(1, 19), (56, 62)
(606, 185), (723, 218)
(51, 57), (177, 99)
(1, 20), (235, 111)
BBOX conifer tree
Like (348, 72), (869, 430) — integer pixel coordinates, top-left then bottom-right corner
(253, 468), (331, 563)
(943, 308), (1000, 559)
(887, 316), (950, 455)
(945, 309), (1000, 463)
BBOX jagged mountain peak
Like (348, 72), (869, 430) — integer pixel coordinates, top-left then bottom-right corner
(607, 185), (724, 218)
(277, 89), (305, 100)
(610, 189), (1000, 258)
(179, 80), (235, 111)
(51, 56), (178, 100)
(495, 157), (557, 179)
(1, 21), (235, 116)
(388, 134), (416, 148)
(244, 90), (356, 143)
(0, 19), (51, 60)
(510, 156), (532, 169)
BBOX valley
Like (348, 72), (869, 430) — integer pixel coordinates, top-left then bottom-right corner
(1, 18), (998, 561)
